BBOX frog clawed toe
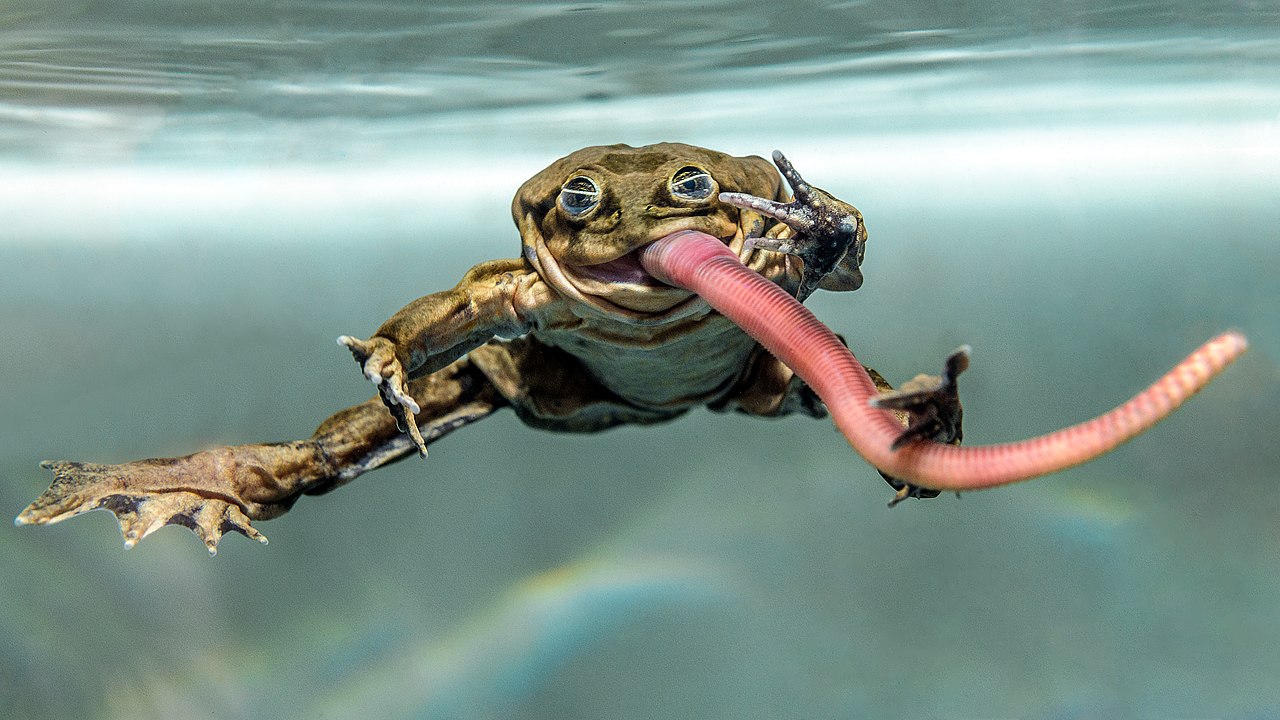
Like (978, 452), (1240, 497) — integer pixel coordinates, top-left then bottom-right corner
(882, 474), (944, 507)
(379, 384), (429, 457)
(338, 335), (428, 456)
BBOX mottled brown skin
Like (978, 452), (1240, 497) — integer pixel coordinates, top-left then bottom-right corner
(16, 143), (953, 553)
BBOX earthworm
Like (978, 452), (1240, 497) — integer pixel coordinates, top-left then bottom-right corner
(638, 229), (1247, 491)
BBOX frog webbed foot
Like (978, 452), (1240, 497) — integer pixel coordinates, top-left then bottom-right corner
(16, 460), (268, 555)
(870, 347), (969, 507)
(719, 150), (866, 299)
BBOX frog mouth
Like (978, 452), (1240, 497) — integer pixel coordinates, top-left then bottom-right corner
(568, 231), (740, 291)
(560, 248), (699, 316)
(568, 251), (666, 290)
(567, 226), (755, 303)
(530, 229), (746, 323)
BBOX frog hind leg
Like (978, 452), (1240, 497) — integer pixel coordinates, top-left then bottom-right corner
(15, 357), (508, 554)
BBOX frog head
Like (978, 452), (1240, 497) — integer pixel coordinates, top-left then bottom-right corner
(513, 143), (786, 319)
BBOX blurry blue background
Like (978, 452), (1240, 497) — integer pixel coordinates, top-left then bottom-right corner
(2, 1), (1278, 718)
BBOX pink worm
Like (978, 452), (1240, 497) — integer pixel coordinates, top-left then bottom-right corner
(638, 230), (1248, 491)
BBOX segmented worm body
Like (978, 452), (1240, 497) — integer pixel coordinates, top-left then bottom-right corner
(639, 230), (1247, 490)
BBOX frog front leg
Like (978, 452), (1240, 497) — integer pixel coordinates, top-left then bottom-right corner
(339, 258), (561, 455)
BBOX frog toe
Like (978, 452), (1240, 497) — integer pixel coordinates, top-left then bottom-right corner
(880, 471), (944, 507)
(16, 460), (106, 526)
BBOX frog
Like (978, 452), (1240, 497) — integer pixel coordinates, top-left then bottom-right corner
(16, 142), (963, 553)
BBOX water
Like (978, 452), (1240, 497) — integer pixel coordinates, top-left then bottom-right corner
(2, 2), (1278, 718)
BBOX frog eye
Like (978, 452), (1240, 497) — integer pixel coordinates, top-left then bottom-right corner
(558, 176), (601, 217)
(670, 166), (715, 201)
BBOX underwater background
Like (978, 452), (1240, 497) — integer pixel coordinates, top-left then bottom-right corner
(2, 1), (1278, 718)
